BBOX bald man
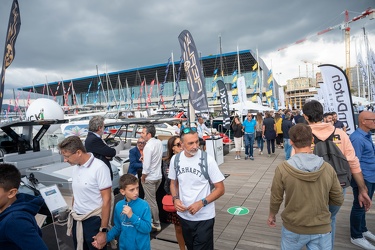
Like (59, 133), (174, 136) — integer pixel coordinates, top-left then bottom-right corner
(349, 111), (375, 249)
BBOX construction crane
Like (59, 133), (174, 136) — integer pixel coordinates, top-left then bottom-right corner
(344, 10), (351, 87)
(279, 8), (375, 87)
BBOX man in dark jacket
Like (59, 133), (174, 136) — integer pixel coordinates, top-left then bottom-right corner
(128, 137), (145, 177)
(281, 110), (294, 160)
(85, 116), (116, 180)
(0, 164), (48, 250)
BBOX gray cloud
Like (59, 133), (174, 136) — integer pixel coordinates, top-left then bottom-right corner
(0, 0), (373, 98)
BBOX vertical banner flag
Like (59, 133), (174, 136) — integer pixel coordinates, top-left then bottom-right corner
(319, 64), (355, 134)
(217, 80), (230, 130)
(178, 30), (208, 111)
(237, 76), (247, 105)
(0, 0), (21, 113)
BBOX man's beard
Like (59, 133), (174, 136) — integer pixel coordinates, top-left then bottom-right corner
(185, 148), (198, 156)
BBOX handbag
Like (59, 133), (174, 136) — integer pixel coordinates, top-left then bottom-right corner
(162, 194), (176, 212)
(256, 131), (262, 137)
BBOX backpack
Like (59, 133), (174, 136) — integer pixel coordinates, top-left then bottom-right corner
(174, 150), (215, 191)
(312, 129), (352, 188)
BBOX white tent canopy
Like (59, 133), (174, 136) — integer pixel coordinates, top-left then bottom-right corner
(351, 96), (370, 106)
(229, 101), (273, 115)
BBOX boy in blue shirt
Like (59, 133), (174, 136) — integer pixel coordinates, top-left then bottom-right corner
(93, 174), (152, 250)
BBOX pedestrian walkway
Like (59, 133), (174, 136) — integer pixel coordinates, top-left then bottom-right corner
(151, 147), (375, 249)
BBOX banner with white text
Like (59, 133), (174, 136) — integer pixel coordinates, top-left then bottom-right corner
(319, 64), (355, 134)
(217, 80), (230, 130)
(178, 30), (208, 111)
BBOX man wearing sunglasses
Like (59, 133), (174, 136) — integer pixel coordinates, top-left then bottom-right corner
(128, 138), (146, 177)
(349, 111), (375, 249)
(169, 127), (225, 250)
(243, 113), (257, 160)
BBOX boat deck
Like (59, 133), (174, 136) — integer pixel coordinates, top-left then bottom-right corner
(42, 147), (374, 249)
(150, 147), (375, 250)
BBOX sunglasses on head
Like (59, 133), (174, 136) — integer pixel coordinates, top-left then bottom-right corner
(181, 127), (197, 135)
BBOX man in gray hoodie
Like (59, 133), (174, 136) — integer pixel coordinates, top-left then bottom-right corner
(267, 123), (344, 250)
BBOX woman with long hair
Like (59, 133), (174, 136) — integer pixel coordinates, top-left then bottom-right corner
(162, 136), (185, 250)
(231, 116), (243, 160)
(255, 113), (264, 155)
(262, 111), (276, 157)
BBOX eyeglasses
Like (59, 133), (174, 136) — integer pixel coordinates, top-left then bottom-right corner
(60, 151), (77, 159)
(174, 142), (181, 147)
(181, 127), (197, 134)
(364, 119), (375, 123)
(137, 141), (146, 145)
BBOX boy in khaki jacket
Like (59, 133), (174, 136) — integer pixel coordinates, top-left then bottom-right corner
(267, 123), (344, 250)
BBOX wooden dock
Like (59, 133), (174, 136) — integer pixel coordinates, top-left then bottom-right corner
(151, 147), (375, 250)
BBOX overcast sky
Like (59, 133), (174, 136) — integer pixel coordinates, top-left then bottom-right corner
(0, 0), (374, 99)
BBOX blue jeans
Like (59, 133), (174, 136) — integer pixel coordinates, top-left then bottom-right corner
(283, 138), (292, 160)
(244, 133), (255, 157)
(281, 226), (331, 250)
(256, 136), (264, 152)
(329, 188), (346, 249)
(350, 179), (375, 239)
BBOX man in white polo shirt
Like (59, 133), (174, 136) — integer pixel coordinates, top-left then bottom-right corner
(58, 136), (112, 250)
(141, 124), (163, 231)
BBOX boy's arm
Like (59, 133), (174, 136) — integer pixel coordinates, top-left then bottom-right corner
(129, 202), (152, 233)
(268, 167), (284, 228)
(269, 167), (284, 216)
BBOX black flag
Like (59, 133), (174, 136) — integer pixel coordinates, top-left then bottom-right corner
(178, 30), (208, 111)
(0, 0), (21, 113)
(217, 80), (230, 130)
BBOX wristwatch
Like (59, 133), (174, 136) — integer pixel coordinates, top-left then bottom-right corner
(202, 198), (208, 207)
(173, 195), (179, 201)
(99, 227), (108, 233)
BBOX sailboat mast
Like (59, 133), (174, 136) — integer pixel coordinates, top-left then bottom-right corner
(364, 27), (372, 101)
(172, 52), (176, 93)
(256, 48), (262, 101)
(237, 46), (241, 77)
(45, 76), (50, 97)
(219, 35), (224, 77)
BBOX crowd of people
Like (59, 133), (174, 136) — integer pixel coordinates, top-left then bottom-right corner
(2, 103), (375, 249)
(0, 115), (226, 250)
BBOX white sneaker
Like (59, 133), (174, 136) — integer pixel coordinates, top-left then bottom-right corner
(364, 231), (375, 242)
(351, 237), (375, 249)
(235, 155), (238, 160)
(152, 223), (161, 231)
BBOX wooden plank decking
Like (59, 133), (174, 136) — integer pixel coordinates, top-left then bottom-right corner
(151, 147), (375, 250)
